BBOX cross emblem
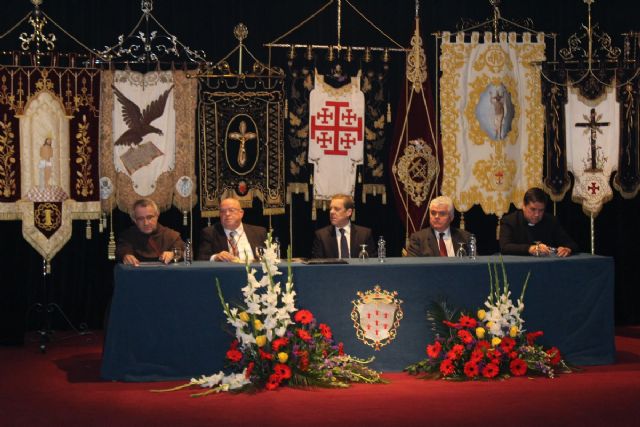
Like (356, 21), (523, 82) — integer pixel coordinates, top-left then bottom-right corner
(228, 120), (257, 167)
(575, 108), (609, 172)
(310, 100), (363, 156)
(587, 181), (600, 194)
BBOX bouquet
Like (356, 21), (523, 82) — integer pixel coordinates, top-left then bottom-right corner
(405, 261), (572, 380)
(158, 235), (383, 396)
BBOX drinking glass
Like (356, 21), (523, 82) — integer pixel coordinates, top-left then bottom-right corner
(358, 244), (369, 262)
(172, 247), (182, 263)
(456, 242), (467, 258)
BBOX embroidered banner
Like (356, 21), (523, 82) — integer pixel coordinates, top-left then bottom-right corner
(0, 66), (101, 261)
(308, 71), (364, 201)
(613, 75), (640, 199)
(440, 32), (546, 220)
(99, 70), (196, 215)
(198, 74), (285, 216)
(390, 17), (440, 239)
(565, 84), (620, 216)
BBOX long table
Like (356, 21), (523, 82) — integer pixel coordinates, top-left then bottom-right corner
(101, 254), (615, 381)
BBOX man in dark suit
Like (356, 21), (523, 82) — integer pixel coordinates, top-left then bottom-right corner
(197, 197), (267, 262)
(311, 194), (374, 259)
(407, 195), (471, 257)
(499, 187), (578, 257)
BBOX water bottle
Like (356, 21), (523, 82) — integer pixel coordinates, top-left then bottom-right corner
(468, 234), (477, 260)
(184, 238), (192, 265)
(377, 235), (386, 263)
(274, 237), (281, 260)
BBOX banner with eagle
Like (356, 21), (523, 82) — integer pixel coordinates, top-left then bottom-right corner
(0, 65), (101, 262)
(99, 70), (197, 215)
(439, 31), (545, 224)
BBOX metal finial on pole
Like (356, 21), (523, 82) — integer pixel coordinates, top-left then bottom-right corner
(415, 0), (420, 18)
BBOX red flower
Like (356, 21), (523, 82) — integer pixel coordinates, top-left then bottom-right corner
(526, 330), (544, 345)
(259, 348), (273, 360)
(294, 309), (314, 325)
(470, 348), (484, 363)
(486, 348), (502, 362)
(447, 344), (465, 360)
(271, 337), (289, 352)
(464, 361), (479, 378)
(458, 329), (474, 344)
(296, 328), (312, 341)
(509, 351), (518, 359)
(443, 320), (460, 329)
(510, 358), (527, 376)
(295, 350), (309, 371)
(475, 340), (491, 351)
(229, 339), (239, 350)
(265, 373), (281, 390)
(459, 315), (477, 329)
(245, 361), (255, 379)
(500, 337), (516, 353)
(426, 341), (442, 359)
(338, 342), (344, 356)
(226, 349), (243, 363)
(482, 362), (500, 378)
(439, 359), (455, 376)
(273, 363), (292, 380)
(319, 323), (333, 339)
(547, 347), (562, 365)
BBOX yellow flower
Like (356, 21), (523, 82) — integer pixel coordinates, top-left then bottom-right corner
(491, 337), (502, 347)
(486, 321), (494, 330)
(255, 335), (267, 347)
(238, 312), (250, 322)
(509, 326), (518, 337)
(253, 319), (264, 330)
(477, 309), (486, 320)
(277, 352), (289, 363)
(475, 327), (486, 339)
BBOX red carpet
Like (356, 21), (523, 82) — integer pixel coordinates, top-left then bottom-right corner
(1, 328), (639, 426)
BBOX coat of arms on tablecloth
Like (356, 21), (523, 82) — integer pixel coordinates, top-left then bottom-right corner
(351, 285), (403, 350)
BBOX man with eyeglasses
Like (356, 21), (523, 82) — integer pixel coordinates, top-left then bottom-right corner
(499, 187), (578, 257)
(407, 195), (471, 257)
(197, 197), (267, 262)
(116, 198), (184, 266)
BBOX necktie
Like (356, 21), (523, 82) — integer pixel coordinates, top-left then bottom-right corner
(438, 232), (447, 257)
(339, 228), (349, 259)
(228, 231), (239, 257)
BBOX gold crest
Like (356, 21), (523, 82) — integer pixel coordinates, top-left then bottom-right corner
(351, 285), (403, 350)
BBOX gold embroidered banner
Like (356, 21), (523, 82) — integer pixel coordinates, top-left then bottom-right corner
(440, 32), (545, 219)
(0, 65), (101, 261)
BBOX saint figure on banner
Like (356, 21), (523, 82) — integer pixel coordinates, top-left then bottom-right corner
(38, 137), (54, 189)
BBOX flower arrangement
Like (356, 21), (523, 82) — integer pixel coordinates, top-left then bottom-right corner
(405, 261), (572, 380)
(157, 236), (383, 396)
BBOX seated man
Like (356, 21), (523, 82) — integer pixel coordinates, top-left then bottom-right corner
(116, 198), (184, 266)
(311, 194), (374, 259)
(198, 197), (267, 262)
(499, 187), (578, 257)
(407, 195), (471, 257)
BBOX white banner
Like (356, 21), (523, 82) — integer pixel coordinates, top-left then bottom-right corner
(440, 32), (546, 217)
(565, 84), (620, 216)
(308, 72), (364, 200)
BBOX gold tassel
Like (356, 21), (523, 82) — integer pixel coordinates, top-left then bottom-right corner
(86, 220), (92, 240)
(108, 230), (116, 261)
(183, 210), (188, 226)
(207, 217), (211, 227)
(386, 102), (391, 123)
(284, 99), (288, 118)
(310, 174), (313, 185)
(460, 212), (465, 230)
(358, 171), (362, 184)
(496, 215), (501, 240)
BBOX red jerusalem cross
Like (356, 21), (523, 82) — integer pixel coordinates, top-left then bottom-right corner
(311, 100), (363, 155)
(588, 182), (600, 194)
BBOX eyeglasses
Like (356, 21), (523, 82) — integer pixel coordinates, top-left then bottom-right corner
(220, 208), (241, 215)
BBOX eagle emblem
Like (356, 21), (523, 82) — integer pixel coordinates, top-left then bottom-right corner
(112, 85), (174, 146)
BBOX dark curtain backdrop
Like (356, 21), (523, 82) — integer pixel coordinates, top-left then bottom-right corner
(1, 0), (638, 345)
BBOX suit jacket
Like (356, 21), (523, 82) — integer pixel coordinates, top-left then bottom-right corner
(407, 227), (471, 257)
(311, 223), (375, 258)
(197, 222), (268, 260)
(499, 210), (579, 255)
(115, 224), (184, 262)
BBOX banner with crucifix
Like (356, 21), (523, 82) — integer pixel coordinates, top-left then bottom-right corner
(565, 84), (620, 216)
(0, 65), (101, 262)
(99, 70), (197, 216)
(308, 70), (365, 203)
(197, 74), (286, 216)
(439, 31), (546, 225)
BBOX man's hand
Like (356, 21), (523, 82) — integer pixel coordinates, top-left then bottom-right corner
(123, 254), (140, 266)
(556, 246), (572, 257)
(160, 251), (173, 264)
(528, 243), (551, 256)
(215, 250), (240, 263)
